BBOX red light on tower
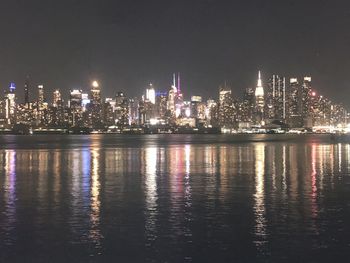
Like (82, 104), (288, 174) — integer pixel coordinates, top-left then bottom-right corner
(311, 91), (316, 96)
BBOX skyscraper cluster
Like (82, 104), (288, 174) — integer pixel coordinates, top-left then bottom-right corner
(0, 72), (348, 133)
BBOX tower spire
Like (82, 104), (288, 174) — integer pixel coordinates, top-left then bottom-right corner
(177, 72), (180, 94)
(257, 70), (262, 87)
(255, 70), (264, 97)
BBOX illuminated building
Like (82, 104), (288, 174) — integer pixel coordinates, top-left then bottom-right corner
(167, 85), (177, 117)
(176, 117), (196, 127)
(38, 85), (44, 110)
(103, 99), (115, 126)
(5, 83), (17, 125)
(0, 98), (7, 126)
(265, 75), (286, 122)
(69, 89), (83, 109)
(115, 92), (129, 127)
(89, 80), (102, 128)
(24, 76), (30, 108)
(300, 77), (313, 128)
(240, 87), (254, 124)
(287, 78), (302, 128)
(218, 84), (236, 128)
(206, 99), (218, 127)
(254, 71), (265, 125)
(53, 89), (62, 108)
(190, 96), (201, 118)
(69, 89), (83, 126)
(81, 93), (90, 111)
(189, 96), (206, 126)
(155, 93), (168, 120)
(49, 89), (64, 126)
(128, 97), (140, 125)
(146, 84), (156, 104)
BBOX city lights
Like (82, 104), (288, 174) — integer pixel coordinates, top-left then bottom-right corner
(0, 72), (348, 134)
(92, 81), (99, 88)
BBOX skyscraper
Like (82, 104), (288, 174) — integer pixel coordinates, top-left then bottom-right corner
(218, 83), (236, 128)
(239, 87), (255, 127)
(69, 89), (83, 126)
(5, 83), (16, 125)
(38, 85), (44, 110)
(24, 76), (30, 108)
(115, 91), (129, 127)
(146, 84), (156, 104)
(90, 81), (101, 105)
(89, 81), (102, 128)
(300, 77), (312, 127)
(53, 89), (62, 108)
(287, 78), (303, 127)
(266, 75), (286, 122)
(254, 71), (264, 125)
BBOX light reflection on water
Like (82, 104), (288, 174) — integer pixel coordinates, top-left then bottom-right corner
(253, 144), (267, 252)
(0, 135), (350, 262)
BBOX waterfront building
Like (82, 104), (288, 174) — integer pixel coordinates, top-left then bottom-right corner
(155, 93), (168, 120)
(254, 71), (265, 125)
(146, 84), (156, 104)
(38, 85), (44, 110)
(128, 97), (140, 125)
(88, 81), (102, 128)
(287, 78), (302, 128)
(115, 92), (129, 127)
(265, 75), (286, 123)
(300, 77), (313, 127)
(5, 83), (17, 125)
(218, 84), (236, 128)
(206, 99), (218, 127)
(53, 89), (62, 108)
(240, 87), (254, 124)
(24, 76), (30, 108)
(69, 89), (83, 126)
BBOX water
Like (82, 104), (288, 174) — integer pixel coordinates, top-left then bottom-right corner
(0, 134), (350, 262)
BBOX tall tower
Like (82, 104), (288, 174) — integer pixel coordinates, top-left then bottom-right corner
(53, 89), (62, 108)
(287, 78), (303, 127)
(90, 80), (101, 105)
(146, 83), (156, 104)
(254, 71), (265, 125)
(24, 76), (30, 107)
(38, 85), (44, 110)
(301, 77), (312, 127)
(218, 83), (236, 128)
(5, 83), (16, 124)
(266, 75), (286, 122)
(89, 80), (102, 128)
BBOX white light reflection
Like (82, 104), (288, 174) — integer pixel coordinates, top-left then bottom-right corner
(144, 147), (158, 245)
(89, 149), (103, 248)
(310, 144), (318, 219)
(338, 143), (342, 173)
(3, 150), (17, 244)
(184, 145), (193, 244)
(253, 144), (268, 252)
(52, 150), (61, 204)
(37, 150), (49, 206)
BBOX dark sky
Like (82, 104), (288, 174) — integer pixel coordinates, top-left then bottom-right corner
(1, 0), (350, 106)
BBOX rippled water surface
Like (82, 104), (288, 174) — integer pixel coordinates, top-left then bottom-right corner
(0, 134), (350, 262)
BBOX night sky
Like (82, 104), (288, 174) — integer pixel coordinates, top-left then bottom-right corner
(1, 0), (350, 106)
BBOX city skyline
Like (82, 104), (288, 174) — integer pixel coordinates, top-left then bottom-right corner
(0, 70), (344, 105)
(0, 70), (347, 134)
